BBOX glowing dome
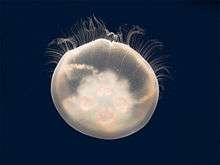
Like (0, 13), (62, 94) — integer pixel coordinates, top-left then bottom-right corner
(51, 38), (159, 139)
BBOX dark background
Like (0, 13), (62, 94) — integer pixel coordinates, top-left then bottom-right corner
(1, 0), (219, 164)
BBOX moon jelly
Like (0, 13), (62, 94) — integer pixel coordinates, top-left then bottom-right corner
(48, 17), (169, 139)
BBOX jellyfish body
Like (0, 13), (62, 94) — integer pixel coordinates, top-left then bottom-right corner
(51, 38), (159, 139)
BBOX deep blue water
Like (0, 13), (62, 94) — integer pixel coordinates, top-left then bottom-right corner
(1, 0), (219, 164)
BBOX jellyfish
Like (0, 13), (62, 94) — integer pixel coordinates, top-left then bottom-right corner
(48, 17), (170, 139)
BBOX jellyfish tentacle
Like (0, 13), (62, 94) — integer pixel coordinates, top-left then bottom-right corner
(126, 26), (144, 45)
